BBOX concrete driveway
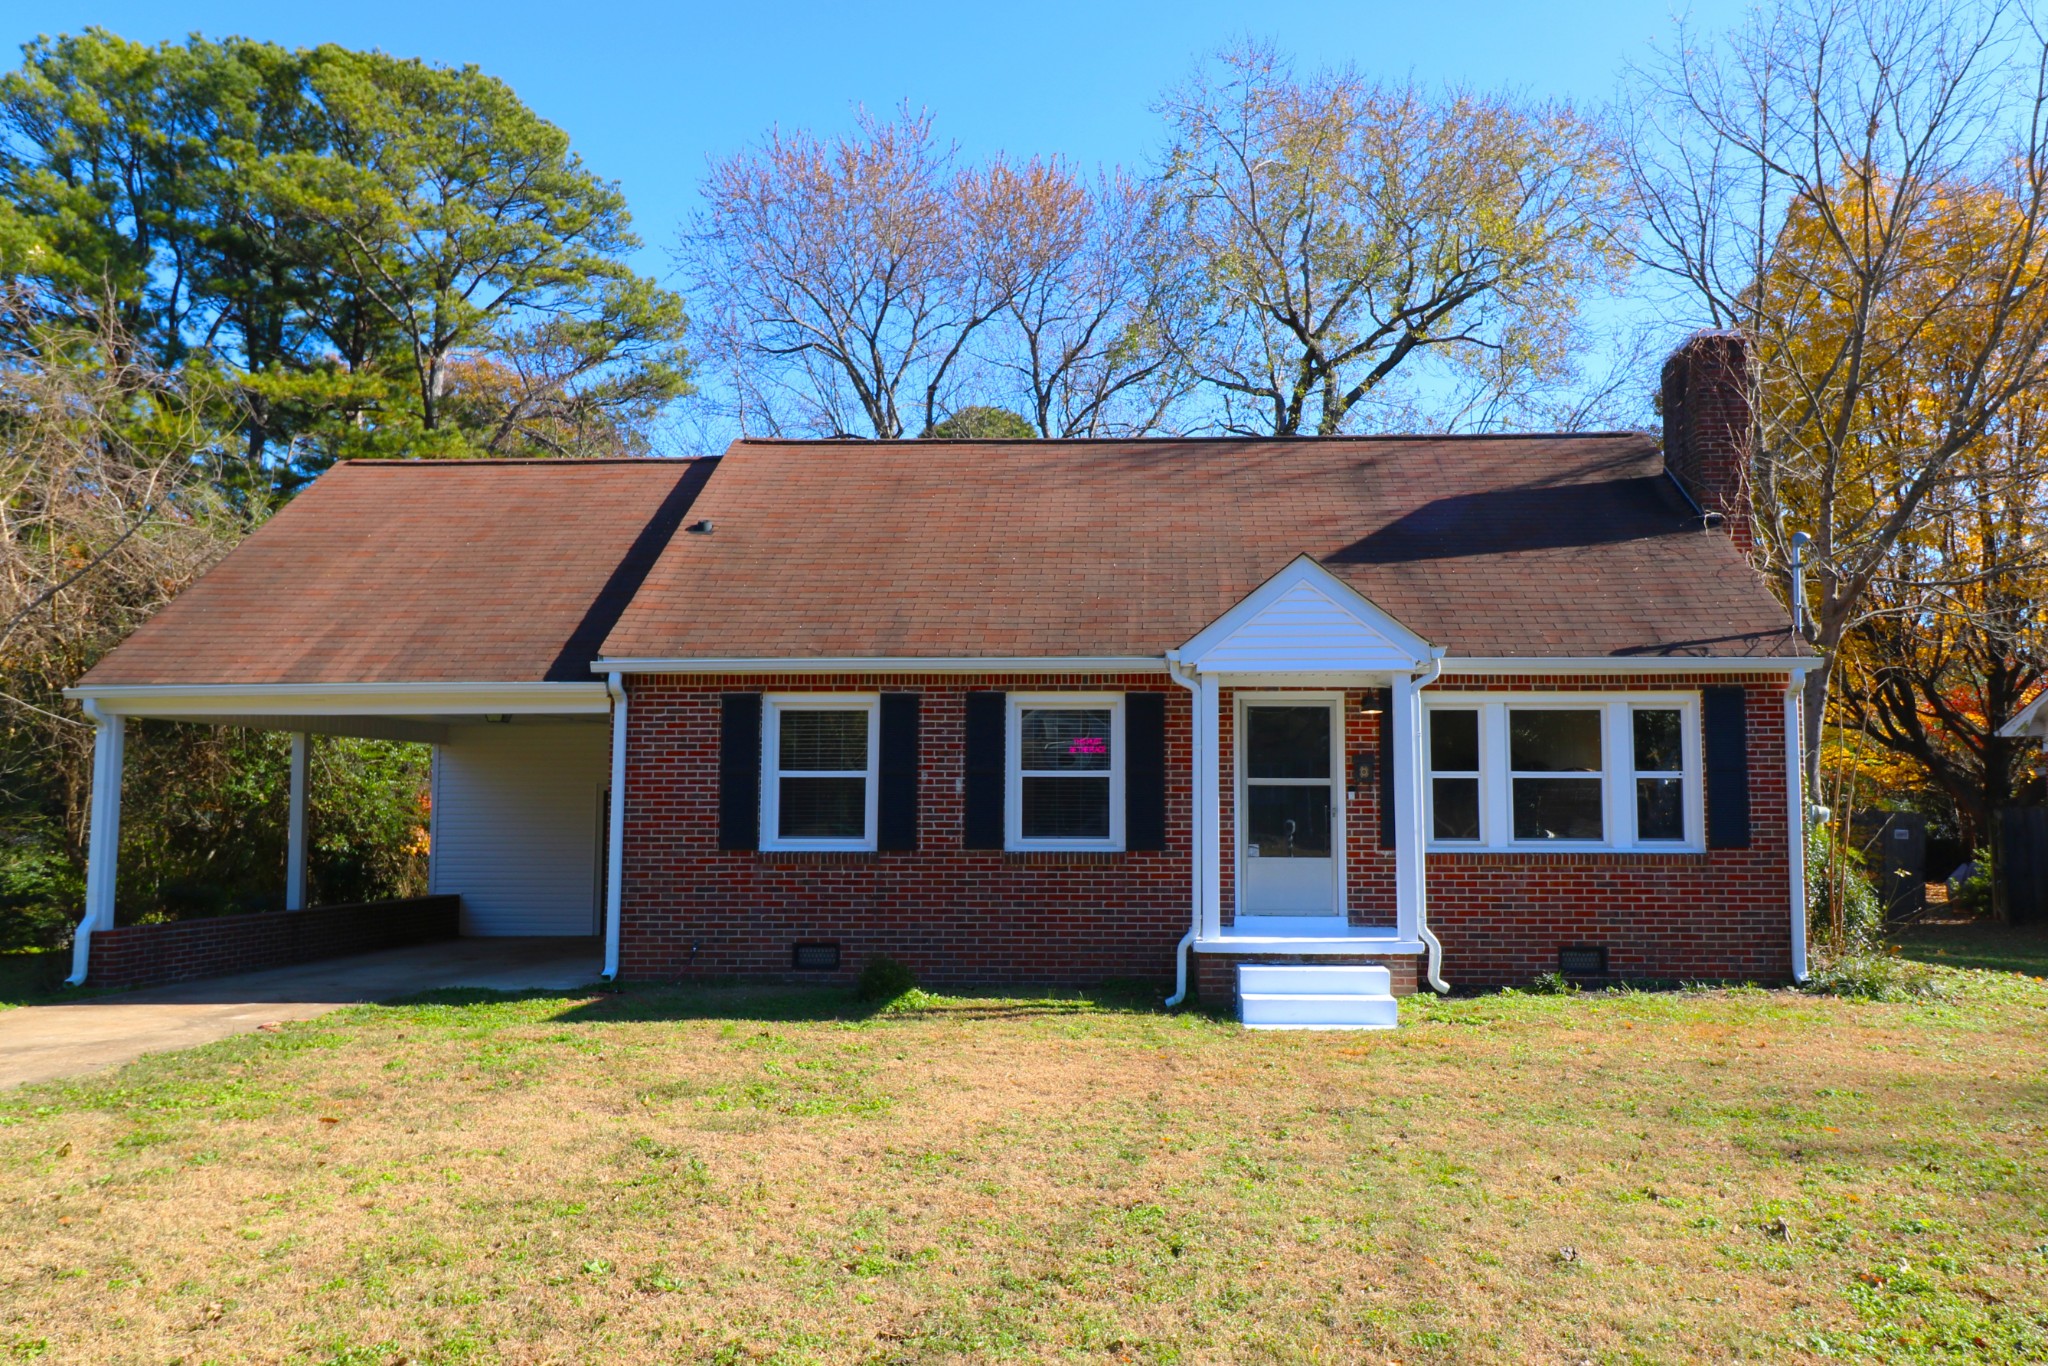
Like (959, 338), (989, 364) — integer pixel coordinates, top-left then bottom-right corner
(0, 937), (601, 1090)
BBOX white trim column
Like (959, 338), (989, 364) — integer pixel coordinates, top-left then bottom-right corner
(1198, 672), (1224, 942)
(286, 731), (310, 911)
(1391, 672), (1425, 943)
(66, 709), (126, 986)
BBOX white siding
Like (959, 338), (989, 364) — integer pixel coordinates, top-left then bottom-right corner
(1196, 581), (1422, 673)
(430, 723), (607, 936)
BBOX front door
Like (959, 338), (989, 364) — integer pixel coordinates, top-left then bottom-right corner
(1240, 702), (1339, 917)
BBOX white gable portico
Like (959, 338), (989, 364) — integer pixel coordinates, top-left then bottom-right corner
(1166, 558), (1447, 1011)
(1174, 556), (1436, 679)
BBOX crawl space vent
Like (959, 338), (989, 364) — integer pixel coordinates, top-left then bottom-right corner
(791, 942), (841, 971)
(1558, 945), (1609, 977)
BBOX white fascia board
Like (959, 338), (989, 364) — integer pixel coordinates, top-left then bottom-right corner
(595, 656), (1168, 675)
(1440, 656), (1816, 676)
(1996, 690), (2048, 739)
(1175, 555), (1435, 673)
(63, 681), (613, 718)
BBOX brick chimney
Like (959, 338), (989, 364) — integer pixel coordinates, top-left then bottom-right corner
(1660, 331), (1755, 552)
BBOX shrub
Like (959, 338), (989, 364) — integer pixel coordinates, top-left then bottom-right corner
(1807, 822), (1886, 955)
(857, 954), (917, 1002)
(1525, 971), (1580, 996)
(1948, 848), (1994, 916)
(1805, 948), (1949, 1002)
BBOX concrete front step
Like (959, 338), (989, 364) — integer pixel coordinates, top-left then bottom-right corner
(1239, 991), (1399, 1029)
(1237, 963), (1399, 1029)
(1238, 963), (1393, 996)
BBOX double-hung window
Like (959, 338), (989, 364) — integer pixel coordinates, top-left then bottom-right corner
(1422, 695), (1701, 850)
(1007, 694), (1125, 850)
(761, 695), (879, 851)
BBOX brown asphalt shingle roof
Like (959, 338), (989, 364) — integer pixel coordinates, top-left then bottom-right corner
(599, 435), (1798, 662)
(79, 459), (715, 687)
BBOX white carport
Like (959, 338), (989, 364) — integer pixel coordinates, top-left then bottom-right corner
(59, 680), (621, 986)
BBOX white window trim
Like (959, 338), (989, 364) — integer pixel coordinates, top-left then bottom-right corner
(1422, 693), (1704, 853)
(1006, 693), (1126, 852)
(760, 693), (880, 852)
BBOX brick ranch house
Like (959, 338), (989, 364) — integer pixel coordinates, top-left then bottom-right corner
(62, 333), (1815, 1026)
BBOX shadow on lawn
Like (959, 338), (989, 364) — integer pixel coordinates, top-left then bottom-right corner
(382, 978), (1176, 1026)
(1895, 917), (2048, 978)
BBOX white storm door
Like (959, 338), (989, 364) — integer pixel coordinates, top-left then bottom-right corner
(1240, 702), (1340, 916)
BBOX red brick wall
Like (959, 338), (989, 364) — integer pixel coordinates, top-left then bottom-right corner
(1422, 674), (1794, 985)
(619, 674), (1192, 986)
(86, 896), (460, 990)
(618, 672), (1797, 990)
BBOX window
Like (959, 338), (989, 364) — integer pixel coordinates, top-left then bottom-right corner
(1631, 706), (1687, 842)
(1509, 708), (1604, 841)
(1422, 696), (1701, 851)
(1426, 708), (1482, 841)
(761, 695), (878, 850)
(1007, 694), (1125, 850)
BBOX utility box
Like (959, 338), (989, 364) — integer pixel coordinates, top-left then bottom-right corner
(1855, 810), (1926, 920)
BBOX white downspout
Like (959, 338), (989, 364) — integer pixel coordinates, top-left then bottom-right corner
(601, 671), (628, 982)
(1402, 654), (1449, 994)
(1786, 682), (1809, 984)
(1163, 657), (1201, 1007)
(66, 700), (125, 988)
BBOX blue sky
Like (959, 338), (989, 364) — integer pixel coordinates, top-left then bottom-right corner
(8, 0), (1747, 279)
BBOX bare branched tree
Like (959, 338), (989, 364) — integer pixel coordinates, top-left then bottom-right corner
(1624, 0), (2048, 791)
(0, 290), (245, 869)
(961, 158), (1190, 436)
(684, 107), (1004, 439)
(1152, 42), (1632, 436)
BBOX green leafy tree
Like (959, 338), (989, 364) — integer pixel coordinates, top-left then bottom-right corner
(0, 31), (689, 487)
(922, 405), (1037, 439)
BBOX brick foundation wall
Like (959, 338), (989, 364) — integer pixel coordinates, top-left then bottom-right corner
(1195, 951), (1424, 1010)
(620, 674), (1191, 987)
(86, 895), (460, 990)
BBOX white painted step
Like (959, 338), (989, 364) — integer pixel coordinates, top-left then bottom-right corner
(1240, 991), (1399, 1029)
(1237, 963), (1399, 1030)
(1238, 963), (1393, 996)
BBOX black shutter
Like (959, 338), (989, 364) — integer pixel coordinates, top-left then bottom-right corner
(963, 691), (1006, 849)
(1376, 689), (1397, 849)
(878, 693), (919, 851)
(1125, 691), (1167, 851)
(1703, 685), (1751, 849)
(718, 693), (761, 851)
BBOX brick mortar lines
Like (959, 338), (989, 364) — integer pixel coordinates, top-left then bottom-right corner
(616, 673), (1797, 990)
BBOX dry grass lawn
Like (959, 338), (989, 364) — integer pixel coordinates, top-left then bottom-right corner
(1, 952), (2045, 1364)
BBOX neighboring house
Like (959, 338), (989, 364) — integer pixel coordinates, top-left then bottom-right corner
(63, 333), (1815, 1026)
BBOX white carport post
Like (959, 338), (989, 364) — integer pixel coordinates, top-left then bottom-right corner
(285, 731), (310, 911)
(66, 703), (126, 986)
(602, 672), (628, 981)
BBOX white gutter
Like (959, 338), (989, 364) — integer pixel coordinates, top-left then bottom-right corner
(601, 672), (628, 982)
(1162, 658), (1201, 1008)
(64, 680), (611, 717)
(1440, 656), (1814, 675)
(1406, 654), (1450, 993)
(595, 656), (1168, 676)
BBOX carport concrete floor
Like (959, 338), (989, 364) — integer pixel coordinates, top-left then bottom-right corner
(0, 936), (601, 1090)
